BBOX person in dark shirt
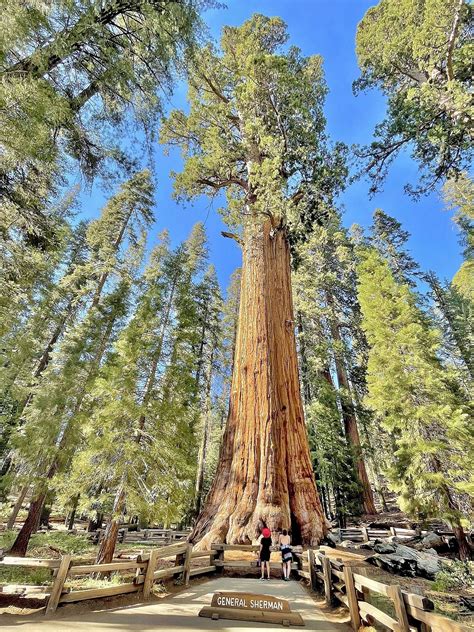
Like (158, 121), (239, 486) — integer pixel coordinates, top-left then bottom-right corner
(259, 527), (272, 580)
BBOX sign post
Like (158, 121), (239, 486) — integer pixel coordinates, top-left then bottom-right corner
(199, 591), (305, 627)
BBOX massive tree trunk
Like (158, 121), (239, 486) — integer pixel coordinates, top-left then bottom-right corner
(191, 220), (326, 547)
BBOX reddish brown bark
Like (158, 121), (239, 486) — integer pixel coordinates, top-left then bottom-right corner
(8, 492), (46, 556)
(191, 221), (327, 547)
(6, 484), (29, 530)
(453, 524), (473, 561)
(95, 485), (125, 565)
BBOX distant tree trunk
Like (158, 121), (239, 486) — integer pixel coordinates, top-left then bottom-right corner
(453, 524), (473, 561)
(39, 503), (51, 528)
(95, 485), (126, 565)
(67, 495), (80, 530)
(191, 220), (326, 547)
(6, 484), (29, 530)
(296, 312), (313, 405)
(88, 512), (104, 532)
(327, 299), (376, 515)
(8, 491), (46, 556)
(194, 347), (215, 516)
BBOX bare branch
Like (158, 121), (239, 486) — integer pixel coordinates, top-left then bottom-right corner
(446, 0), (465, 81)
(221, 231), (243, 245)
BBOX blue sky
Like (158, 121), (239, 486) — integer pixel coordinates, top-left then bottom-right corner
(80, 0), (463, 294)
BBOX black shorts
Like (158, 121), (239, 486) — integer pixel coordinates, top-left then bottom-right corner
(281, 548), (292, 562)
(260, 550), (271, 562)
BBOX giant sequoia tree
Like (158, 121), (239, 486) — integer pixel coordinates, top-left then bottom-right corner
(162, 15), (346, 546)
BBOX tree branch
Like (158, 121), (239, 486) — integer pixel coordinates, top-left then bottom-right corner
(196, 176), (248, 191)
(199, 71), (230, 104)
(221, 231), (243, 245)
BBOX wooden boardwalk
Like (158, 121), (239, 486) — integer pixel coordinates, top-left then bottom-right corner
(0, 577), (350, 631)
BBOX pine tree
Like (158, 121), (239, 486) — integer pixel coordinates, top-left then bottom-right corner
(193, 265), (224, 516)
(8, 281), (133, 555)
(370, 209), (419, 286)
(0, 220), (89, 488)
(61, 224), (212, 563)
(0, 0), (207, 218)
(7, 172), (154, 555)
(355, 0), (473, 195)
(357, 247), (473, 559)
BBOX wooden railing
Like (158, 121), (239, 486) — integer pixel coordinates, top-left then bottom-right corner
(88, 527), (191, 545)
(210, 543), (302, 572)
(338, 525), (471, 543)
(0, 541), (217, 614)
(295, 549), (472, 632)
(339, 526), (423, 543)
(2, 542), (471, 630)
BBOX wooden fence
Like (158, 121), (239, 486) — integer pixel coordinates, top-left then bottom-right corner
(338, 525), (470, 543)
(0, 541), (216, 614)
(88, 527), (191, 545)
(1, 542), (472, 630)
(210, 543), (302, 572)
(294, 549), (472, 632)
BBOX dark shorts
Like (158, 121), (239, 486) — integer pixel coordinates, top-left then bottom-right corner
(260, 550), (271, 562)
(281, 547), (292, 562)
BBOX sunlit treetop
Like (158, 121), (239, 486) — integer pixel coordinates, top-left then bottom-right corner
(161, 14), (347, 235)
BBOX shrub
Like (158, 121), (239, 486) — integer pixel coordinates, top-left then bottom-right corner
(432, 561), (474, 592)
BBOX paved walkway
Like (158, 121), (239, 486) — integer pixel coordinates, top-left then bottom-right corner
(0, 578), (350, 631)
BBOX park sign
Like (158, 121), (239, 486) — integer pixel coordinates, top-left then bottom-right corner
(199, 591), (304, 626)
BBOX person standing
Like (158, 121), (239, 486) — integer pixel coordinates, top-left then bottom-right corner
(259, 527), (272, 580)
(279, 529), (292, 581)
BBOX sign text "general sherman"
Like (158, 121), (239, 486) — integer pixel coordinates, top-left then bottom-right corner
(215, 595), (284, 610)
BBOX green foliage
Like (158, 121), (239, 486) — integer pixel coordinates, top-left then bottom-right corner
(58, 223), (220, 526)
(357, 246), (474, 525)
(306, 379), (362, 520)
(293, 209), (371, 519)
(161, 14), (346, 232)
(432, 561), (474, 591)
(355, 0), (473, 195)
(0, 0), (207, 205)
(443, 172), (474, 301)
(369, 209), (420, 286)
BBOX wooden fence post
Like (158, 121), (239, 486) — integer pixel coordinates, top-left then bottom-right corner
(321, 555), (333, 607)
(361, 526), (369, 542)
(390, 527), (397, 537)
(387, 584), (410, 632)
(343, 566), (361, 631)
(183, 543), (193, 586)
(143, 549), (159, 600)
(307, 549), (317, 592)
(215, 545), (224, 574)
(45, 554), (71, 615)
